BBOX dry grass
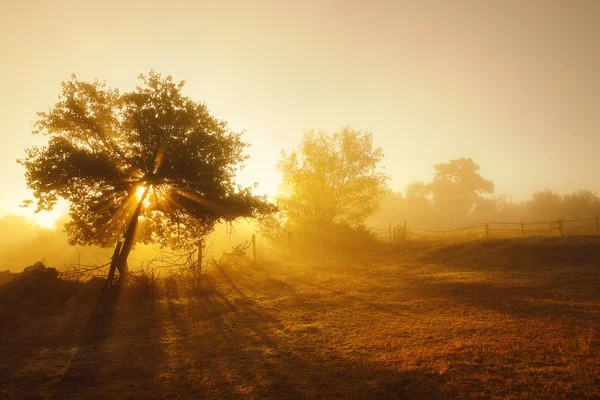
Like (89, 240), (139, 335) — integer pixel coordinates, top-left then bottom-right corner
(2, 236), (600, 399)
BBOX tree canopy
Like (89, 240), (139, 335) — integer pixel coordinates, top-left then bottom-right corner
(428, 158), (495, 218)
(275, 126), (387, 229)
(561, 189), (600, 218)
(19, 72), (274, 278)
(526, 189), (562, 220)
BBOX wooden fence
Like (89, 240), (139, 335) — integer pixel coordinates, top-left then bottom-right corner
(369, 216), (600, 242)
(368, 222), (393, 243)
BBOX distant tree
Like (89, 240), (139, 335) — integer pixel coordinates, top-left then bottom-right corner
(469, 196), (498, 222)
(257, 210), (288, 245)
(0, 215), (38, 249)
(276, 126), (387, 228)
(365, 189), (405, 228)
(404, 181), (432, 209)
(493, 194), (526, 221)
(526, 189), (562, 220)
(19, 72), (274, 283)
(405, 181), (430, 201)
(398, 181), (432, 225)
(561, 189), (600, 218)
(428, 158), (494, 220)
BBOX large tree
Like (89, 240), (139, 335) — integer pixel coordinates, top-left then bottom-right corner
(428, 158), (494, 220)
(19, 72), (274, 283)
(276, 126), (387, 228)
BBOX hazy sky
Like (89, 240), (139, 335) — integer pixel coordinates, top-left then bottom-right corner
(1, 0), (599, 226)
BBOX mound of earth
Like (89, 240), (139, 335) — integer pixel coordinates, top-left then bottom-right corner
(0, 261), (105, 306)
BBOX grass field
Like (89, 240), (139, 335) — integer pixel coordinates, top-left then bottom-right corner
(2, 236), (600, 399)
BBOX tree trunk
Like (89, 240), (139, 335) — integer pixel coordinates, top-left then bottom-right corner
(115, 186), (150, 285)
(106, 241), (123, 290)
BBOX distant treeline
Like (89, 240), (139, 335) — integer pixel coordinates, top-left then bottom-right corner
(368, 159), (600, 230)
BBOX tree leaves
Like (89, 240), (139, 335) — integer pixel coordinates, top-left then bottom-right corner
(19, 71), (274, 250)
(276, 126), (388, 228)
(428, 158), (495, 218)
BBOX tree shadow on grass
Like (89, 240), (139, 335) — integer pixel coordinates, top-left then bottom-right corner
(48, 290), (167, 399)
(0, 297), (96, 399)
(1, 270), (453, 399)
(410, 277), (600, 326)
(153, 272), (451, 399)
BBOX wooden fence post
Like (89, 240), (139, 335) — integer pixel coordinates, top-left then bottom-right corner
(403, 220), (407, 240)
(484, 223), (489, 238)
(596, 216), (599, 233)
(521, 221), (525, 237)
(558, 218), (563, 235)
(389, 221), (392, 243)
(252, 234), (257, 264)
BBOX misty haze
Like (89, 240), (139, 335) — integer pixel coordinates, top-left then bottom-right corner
(1, 1), (600, 399)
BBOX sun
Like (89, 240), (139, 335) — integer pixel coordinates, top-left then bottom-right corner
(134, 184), (156, 207)
(33, 209), (63, 229)
(135, 185), (147, 201)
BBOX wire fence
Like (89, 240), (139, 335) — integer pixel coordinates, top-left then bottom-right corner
(367, 216), (600, 242)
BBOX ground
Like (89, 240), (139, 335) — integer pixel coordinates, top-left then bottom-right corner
(1, 236), (600, 399)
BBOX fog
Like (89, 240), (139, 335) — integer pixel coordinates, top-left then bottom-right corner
(0, 214), (261, 273)
(3, 155), (599, 273)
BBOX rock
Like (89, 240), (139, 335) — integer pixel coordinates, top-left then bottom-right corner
(44, 268), (59, 280)
(21, 262), (58, 281)
(0, 270), (13, 286)
(23, 261), (46, 276)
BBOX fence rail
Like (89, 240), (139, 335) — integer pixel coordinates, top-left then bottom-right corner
(368, 216), (600, 242)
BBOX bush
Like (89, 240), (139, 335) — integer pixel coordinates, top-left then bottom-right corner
(292, 222), (382, 254)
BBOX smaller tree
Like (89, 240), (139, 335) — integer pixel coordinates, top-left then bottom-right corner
(526, 189), (562, 221)
(276, 126), (387, 229)
(561, 189), (600, 218)
(404, 181), (432, 211)
(365, 189), (405, 229)
(493, 194), (526, 222)
(428, 158), (494, 221)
